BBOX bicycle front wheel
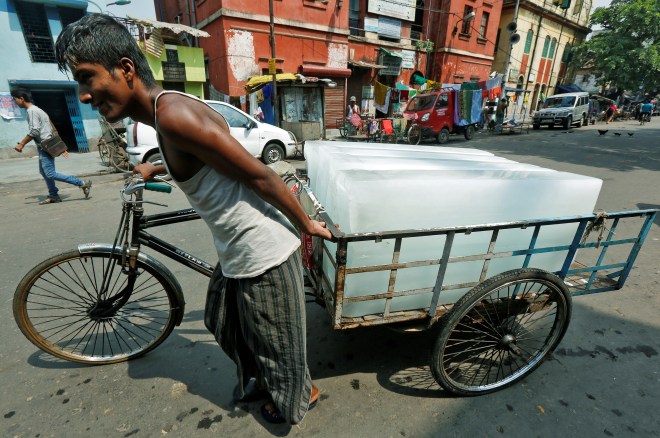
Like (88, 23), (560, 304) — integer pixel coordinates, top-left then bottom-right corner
(14, 249), (180, 364)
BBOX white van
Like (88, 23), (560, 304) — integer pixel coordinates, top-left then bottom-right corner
(532, 92), (591, 130)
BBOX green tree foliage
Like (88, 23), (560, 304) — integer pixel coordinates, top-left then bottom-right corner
(572, 0), (660, 94)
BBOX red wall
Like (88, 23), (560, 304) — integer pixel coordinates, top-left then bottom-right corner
(429, 0), (502, 83)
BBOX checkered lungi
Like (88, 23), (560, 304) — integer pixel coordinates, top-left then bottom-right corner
(204, 250), (312, 424)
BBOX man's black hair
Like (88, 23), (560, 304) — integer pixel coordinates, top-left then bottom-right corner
(11, 88), (33, 102)
(56, 13), (156, 88)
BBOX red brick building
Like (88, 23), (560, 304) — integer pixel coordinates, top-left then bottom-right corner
(424, 0), (502, 84)
(154, 1), (500, 131)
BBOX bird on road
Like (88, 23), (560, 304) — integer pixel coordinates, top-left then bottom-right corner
(628, 132), (634, 136)
(614, 132), (622, 136)
(598, 129), (608, 135)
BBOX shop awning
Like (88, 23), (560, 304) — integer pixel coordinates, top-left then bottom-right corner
(348, 60), (386, 69)
(127, 16), (210, 38)
(300, 64), (352, 78)
(379, 47), (403, 58)
(244, 73), (298, 93)
(556, 84), (583, 93)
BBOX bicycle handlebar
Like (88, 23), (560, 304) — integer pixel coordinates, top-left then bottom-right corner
(145, 182), (172, 193)
(123, 174), (173, 196)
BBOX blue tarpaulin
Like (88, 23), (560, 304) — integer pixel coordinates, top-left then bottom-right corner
(556, 84), (583, 93)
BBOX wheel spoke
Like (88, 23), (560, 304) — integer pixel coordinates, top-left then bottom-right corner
(433, 271), (571, 395)
(16, 251), (177, 363)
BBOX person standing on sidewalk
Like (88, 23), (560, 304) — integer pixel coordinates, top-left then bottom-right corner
(11, 88), (92, 204)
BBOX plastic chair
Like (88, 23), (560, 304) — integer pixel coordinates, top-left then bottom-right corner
(381, 119), (394, 135)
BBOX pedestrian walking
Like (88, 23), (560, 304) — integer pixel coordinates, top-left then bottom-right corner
(495, 96), (508, 126)
(56, 14), (331, 425)
(11, 88), (92, 204)
(605, 102), (617, 124)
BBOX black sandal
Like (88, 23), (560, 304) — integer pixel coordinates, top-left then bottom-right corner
(260, 386), (319, 424)
(260, 402), (286, 424)
(233, 378), (269, 403)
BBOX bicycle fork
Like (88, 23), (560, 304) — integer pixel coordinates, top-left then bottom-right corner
(89, 198), (144, 321)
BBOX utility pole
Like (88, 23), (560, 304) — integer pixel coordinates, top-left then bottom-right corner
(501, 0), (521, 97)
(269, 0), (279, 127)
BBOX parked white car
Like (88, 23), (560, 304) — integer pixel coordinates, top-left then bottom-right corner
(126, 100), (299, 170)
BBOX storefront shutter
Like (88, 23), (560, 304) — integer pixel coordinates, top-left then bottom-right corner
(324, 84), (345, 130)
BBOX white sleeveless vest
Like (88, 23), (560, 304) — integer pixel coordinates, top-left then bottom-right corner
(154, 91), (300, 278)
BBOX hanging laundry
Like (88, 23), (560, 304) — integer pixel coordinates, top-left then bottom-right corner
(255, 89), (265, 103)
(471, 90), (483, 126)
(390, 89), (400, 103)
(457, 90), (472, 124)
(400, 89), (410, 101)
(460, 82), (479, 91)
(374, 81), (389, 106)
(374, 88), (392, 114)
(453, 90), (461, 125)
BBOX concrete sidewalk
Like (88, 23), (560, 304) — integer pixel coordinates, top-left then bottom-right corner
(0, 152), (117, 185)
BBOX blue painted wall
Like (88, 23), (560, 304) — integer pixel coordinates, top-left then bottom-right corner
(0, 0), (100, 154)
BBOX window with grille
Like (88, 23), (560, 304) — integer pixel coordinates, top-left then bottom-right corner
(549, 38), (557, 58)
(162, 49), (186, 81)
(573, 0), (583, 15)
(349, 0), (360, 36)
(58, 7), (85, 29)
(461, 6), (474, 35)
(15, 0), (56, 63)
(479, 12), (489, 38)
(541, 36), (550, 58)
(524, 30), (533, 54)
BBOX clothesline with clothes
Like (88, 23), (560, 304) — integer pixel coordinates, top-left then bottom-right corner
(372, 73), (506, 123)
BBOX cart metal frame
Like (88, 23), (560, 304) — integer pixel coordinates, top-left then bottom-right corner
(299, 185), (657, 331)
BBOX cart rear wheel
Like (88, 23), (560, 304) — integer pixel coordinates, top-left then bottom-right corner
(408, 124), (422, 145)
(431, 268), (571, 396)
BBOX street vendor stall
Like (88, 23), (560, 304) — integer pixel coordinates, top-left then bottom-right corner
(244, 73), (337, 141)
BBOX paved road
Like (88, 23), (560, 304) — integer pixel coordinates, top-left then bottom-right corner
(1, 119), (658, 437)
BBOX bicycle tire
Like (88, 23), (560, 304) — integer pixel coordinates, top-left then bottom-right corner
(97, 139), (111, 167)
(408, 124), (421, 145)
(431, 268), (571, 396)
(14, 249), (181, 364)
(109, 143), (133, 173)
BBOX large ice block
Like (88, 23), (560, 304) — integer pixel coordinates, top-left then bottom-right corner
(311, 152), (550, 215)
(313, 167), (602, 317)
(305, 141), (496, 194)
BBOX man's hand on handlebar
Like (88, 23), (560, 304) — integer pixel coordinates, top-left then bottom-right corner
(133, 162), (165, 181)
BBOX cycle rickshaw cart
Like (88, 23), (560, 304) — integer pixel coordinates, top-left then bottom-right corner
(12, 174), (658, 396)
(296, 180), (657, 395)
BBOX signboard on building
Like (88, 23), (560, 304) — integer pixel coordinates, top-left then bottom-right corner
(508, 68), (520, 81)
(400, 50), (415, 69)
(380, 55), (402, 76)
(368, 0), (416, 22)
(378, 17), (402, 39)
(364, 17), (379, 33)
(0, 93), (23, 120)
